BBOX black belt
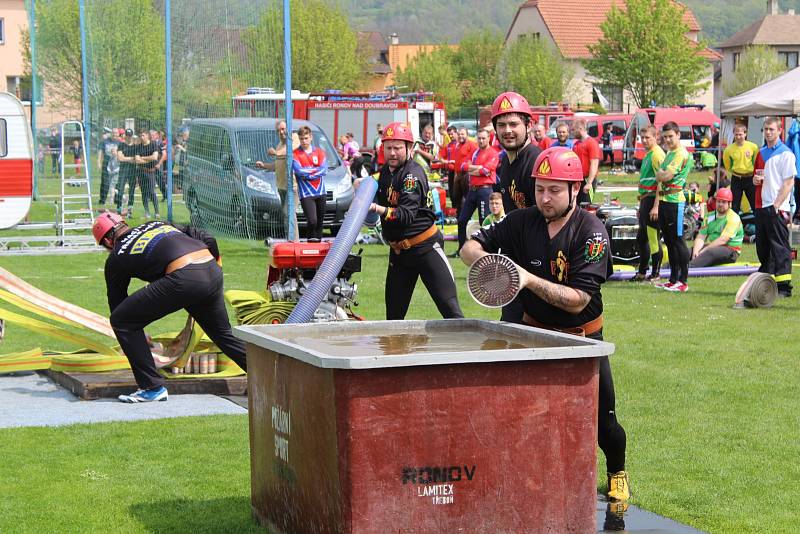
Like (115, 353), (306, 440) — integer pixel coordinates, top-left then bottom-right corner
(732, 173), (754, 179)
(470, 185), (492, 191)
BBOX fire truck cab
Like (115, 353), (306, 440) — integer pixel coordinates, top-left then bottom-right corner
(232, 89), (447, 150)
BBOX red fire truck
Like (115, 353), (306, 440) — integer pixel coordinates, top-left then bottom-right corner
(232, 89), (448, 149)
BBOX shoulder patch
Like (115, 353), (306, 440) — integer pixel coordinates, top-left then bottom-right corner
(584, 233), (607, 264)
(403, 173), (417, 192)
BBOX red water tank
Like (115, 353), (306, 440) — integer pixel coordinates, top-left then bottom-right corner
(271, 241), (331, 269)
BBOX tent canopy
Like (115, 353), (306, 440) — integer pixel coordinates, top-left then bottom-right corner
(720, 67), (800, 117)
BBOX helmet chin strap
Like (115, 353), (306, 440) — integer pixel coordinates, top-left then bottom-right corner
(545, 185), (577, 224)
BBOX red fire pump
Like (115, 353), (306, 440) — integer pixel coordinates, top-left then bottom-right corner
(267, 242), (362, 321)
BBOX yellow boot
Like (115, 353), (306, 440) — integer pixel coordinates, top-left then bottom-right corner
(607, 470), (630, 501)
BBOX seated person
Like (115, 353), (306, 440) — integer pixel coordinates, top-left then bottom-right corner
(689, 188), (744, 268)
(482, 192), (506, 226)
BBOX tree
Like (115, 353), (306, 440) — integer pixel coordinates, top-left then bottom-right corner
(243, 0), (366, 92)
(500, 37), (573, 105)
(394, 47), (462, 110)
(585, 0), (710, 107)
(723, 45), (787, 96)
(451, 30), (504, 106)
(24, 0), (166, 123)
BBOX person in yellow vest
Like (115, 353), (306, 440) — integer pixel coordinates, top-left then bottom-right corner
(689, 188), (744, 267)
(722, 124), (759, 214)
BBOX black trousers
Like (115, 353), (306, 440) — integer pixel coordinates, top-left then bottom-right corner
(730, 174), (756, 214)
(590, 330), (627, 474)
(385, 234), (463, 320)
(636, 195), (663, 275)
(99, 165), (112, 204)
(457, 186), (492, 249)
(658, 201), (690, 284)
(300, 195), (326, 240)
(754, 206), (793, 291)
(116, 169), (137, 210)
(689, 246), (738, 268)
(451, 173), (469, 216)
(138, 170), (160, 215)
(109, 262), (247, 390)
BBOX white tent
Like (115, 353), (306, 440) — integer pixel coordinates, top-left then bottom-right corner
(721, 67), (800, 117)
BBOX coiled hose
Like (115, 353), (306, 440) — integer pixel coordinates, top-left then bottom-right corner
(285, 178), (378, 324)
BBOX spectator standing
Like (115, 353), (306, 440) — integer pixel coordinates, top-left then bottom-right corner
(68, 139), (83, 178)
(601, 123), (615, 165)
(293, 126), (328, 241)
(134, 130), (161, 219)
(115, 129), (138, 216)
(413, 123), (439, 174)
(172, 128), (190, 193)
(441, 125), (459, 206)
(552, 121), (574, 148)
(372, 123), (385, 173)
(631, 125), (665, 282)
(98, 130), (119, 205)
(457, 129), (499, 252)
(48, 128), (61, 175)
(689, 188), (744, 267)
(655, 121), (692, 293)
(722, 124), (758, 214)
(452, 128), (478, 218)
(533, 124), (553, 151)
(753, 117), (795, 297)
(256, 120), (300, 239)
(571, 118), (602, 205)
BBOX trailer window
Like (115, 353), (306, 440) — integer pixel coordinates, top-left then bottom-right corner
(0, 119), (7, 157)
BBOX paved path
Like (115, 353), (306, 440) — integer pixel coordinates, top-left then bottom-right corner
(0, 373), (246, 429)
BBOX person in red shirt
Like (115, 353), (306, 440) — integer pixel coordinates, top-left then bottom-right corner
(457, 128), (500, 252)
(571, 118), (602, 205)
(533, 124), (553, 150)
(453, 127), (478, 217)
(440, 125), (459, 206)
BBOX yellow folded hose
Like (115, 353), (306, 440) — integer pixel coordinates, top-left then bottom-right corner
(225, 290), (294, 325)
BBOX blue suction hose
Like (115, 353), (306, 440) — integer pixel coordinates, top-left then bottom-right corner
(285, 178), (378, 324)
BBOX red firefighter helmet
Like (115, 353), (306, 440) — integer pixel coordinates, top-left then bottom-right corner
(716, 187), (733, 202)
(491, 91), (533, 121)
(532, 147), (583, 182)
(381, 122), (415, 143)
(92, 211), (125, 245)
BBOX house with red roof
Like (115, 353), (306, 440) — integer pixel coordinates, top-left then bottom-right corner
(505, 0), (721, 113)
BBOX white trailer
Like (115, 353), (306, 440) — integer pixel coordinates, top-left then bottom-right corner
(0, 92), (33, 229)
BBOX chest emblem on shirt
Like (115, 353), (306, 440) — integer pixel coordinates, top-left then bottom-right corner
(550, 250), (569, 283)
(584, 234), (607, 264)
(312, 155), (319, 165)
(403, 174), (416, 192)
(388, 185), (399, 206)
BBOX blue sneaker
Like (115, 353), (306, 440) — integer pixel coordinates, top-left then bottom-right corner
(118, 386), (168, 403)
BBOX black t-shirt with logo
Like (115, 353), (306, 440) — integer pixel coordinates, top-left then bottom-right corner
(472, 206), (610, 328)
(104, 221), (220, 311)
(495, 141), (542, 214)
(377, 159), (436, 245)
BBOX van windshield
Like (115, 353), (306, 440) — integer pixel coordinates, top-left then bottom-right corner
(236, 129), (340, 169)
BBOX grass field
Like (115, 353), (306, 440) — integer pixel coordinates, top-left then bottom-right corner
(1, 169), (798, 532)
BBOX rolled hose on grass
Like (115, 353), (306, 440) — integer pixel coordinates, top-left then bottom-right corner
(285, 178), (378, 324)
(734, 272), (778, 309)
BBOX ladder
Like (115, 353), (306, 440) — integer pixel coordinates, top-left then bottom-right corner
(59, 121), (95, 239)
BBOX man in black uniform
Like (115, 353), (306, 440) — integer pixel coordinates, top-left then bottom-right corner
(491, 91), (542, 322)
(115, 129), (138, 216)
(92, 212), (247, 403)
(460, 146), (630, 503)
(365, 121), (463, 320)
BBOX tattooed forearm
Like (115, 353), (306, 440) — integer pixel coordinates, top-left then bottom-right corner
(529, 276), (591, 314)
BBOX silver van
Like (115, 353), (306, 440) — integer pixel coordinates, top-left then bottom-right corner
(185, 118), (353, 238)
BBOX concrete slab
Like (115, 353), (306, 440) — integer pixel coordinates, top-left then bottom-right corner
(0, 373), (246, 429)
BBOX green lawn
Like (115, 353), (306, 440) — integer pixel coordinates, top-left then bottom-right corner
(1, 180), (799, 532)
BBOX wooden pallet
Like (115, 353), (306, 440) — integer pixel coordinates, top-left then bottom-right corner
(41, 369), (247, 400)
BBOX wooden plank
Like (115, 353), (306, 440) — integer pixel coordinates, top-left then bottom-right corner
(41, 369), (247, 400)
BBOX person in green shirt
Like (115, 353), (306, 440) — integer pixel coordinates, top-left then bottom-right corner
(655, 121), (692, 292)
(690, 187), (744, 267)
(631, 125), (666, 282)
(481, 192), (506, 226)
